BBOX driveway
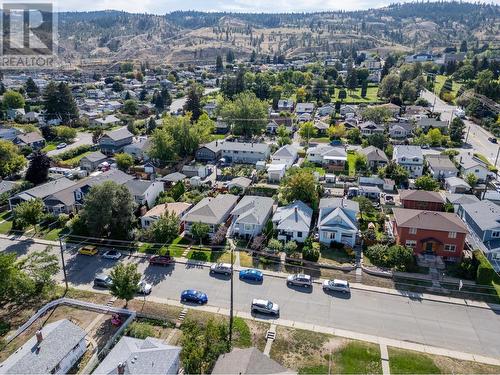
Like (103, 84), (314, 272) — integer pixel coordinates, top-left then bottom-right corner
(47, 131), (94, 157)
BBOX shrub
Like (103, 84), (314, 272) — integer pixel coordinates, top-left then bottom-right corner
(475, 250), (495, 285)
(284, 241), (298, 255)
(364, 244), (414, 271)
(267, 239), (283, 253)
(302, 239), (320, 262)
(127, 322), (156, 339)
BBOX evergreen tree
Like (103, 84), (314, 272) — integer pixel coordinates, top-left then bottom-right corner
(25, 77), (39, 98)
(216, 55), (224, 73)
(25, 151), (51, 185)
(184, 85), (203, 122)
(43, 82), (78, 122)
(361, 80), (368, 98)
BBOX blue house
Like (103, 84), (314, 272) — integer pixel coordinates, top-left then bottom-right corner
(318, 198), (360, 247)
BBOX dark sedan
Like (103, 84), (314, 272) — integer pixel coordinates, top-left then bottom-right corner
(180, 289), (208, 304)
(149, 255), (174, 266)
(239, 269), (264, 282)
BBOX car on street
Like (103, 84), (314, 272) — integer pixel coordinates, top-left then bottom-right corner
(421, 144), (430, 149)
(488, 137), (498, 143)
(239, 269), (263, 282)
(149, 255), (174, 266)
(137, 280), (152, 295)
(79, 245), (98, 256)
(93, 274), (113, 288)
(210, 263), (232, 276)
(251, 299), (279, 316)
(322, 279), (350, 294)
(102, 249), (121, 260)
(181, 289), (208, 304)
(287, 274), (312, 288)
(56, 142), (67, 149)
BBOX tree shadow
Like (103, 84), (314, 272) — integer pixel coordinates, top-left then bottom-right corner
(142, 263), (175, 286)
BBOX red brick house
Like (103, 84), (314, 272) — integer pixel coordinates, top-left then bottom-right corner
(399, 190), (445, 211)
(391, 208), (468, 261)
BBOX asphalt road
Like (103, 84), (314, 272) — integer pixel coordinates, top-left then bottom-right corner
(47, 131), (94, 157)
(3, 238), (500, 358)
(170, 88), (220, 114)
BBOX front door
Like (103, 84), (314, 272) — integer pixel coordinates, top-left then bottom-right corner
(424, 242), (434, 254)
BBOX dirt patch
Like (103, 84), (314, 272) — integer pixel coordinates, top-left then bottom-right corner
(120, 299), (182, 323)
(432, 354), (500, 374)
(247, 320), (269, 352)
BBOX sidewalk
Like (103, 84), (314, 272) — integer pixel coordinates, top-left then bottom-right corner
(2, 233), (499, 312)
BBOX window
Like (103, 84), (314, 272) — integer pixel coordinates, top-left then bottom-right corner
(492, 231), (500, 238)
(244, 224), (253, 231)
(448, 231), (457, 239)
(405, 240), (417, 248)
(444, 244), (456, 252)
(409, 227), (417, 235)
(297, 232), (302, 238)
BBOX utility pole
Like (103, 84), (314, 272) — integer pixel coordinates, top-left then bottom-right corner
(58, 236), (68, 291)
(228, 243), (234, 348)
(495, 147), (500, 168)
(465, 124), (471, 144)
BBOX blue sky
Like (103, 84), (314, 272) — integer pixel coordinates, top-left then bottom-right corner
(59, 0), (498, 13)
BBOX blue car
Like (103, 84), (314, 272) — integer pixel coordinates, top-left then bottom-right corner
(239, 269), (264, 282)
(181, 289), (208, 304)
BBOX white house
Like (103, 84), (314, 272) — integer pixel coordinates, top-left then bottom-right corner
(271, 144), (298, 168)
(458, 155), (495, 183)
(426, 154), (458, 179)
(267, 163), (287, 183)
(124, 180), (164, 208)
(392, 145), (424, 178)
(230, 196), (275, 239)
(272, 201), (312, 243)
(318, 198), (360, 247)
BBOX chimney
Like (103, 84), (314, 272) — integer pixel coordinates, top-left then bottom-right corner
(36, 330), (43, 345)
(117, 362), (125, 375)
(294, 206), (298, 221)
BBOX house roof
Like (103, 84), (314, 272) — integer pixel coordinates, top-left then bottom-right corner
(183, 194), (239, 225)
(272, 200), (312, 232)
(399, 189), (445, 203)
(231, 196), (274, 226)
(426, 154), (458, 172)
(125, 137), (150, 151)
(459, 155), (489, 170)
(444, 177), (470, 189)
(15, 131), (44, 145)
(460, 200), (500, 231)
(158, 172), (186, 183)
(445, 193), (479, 206)
(392, 208), (468, 233)
(229, 176), (252, 188)
(307, 144), (347, 158)
(143, 202), (192, 219)
(272, 144), (298, 159)
(360, 146), (388, 162)
(0, 180), (17, 195)
(212, 347), (295, 375)
(0, 319), (86, 374)
(81, 151), (107, 163)
(295, 102), (315, 112)
(201, 140), (269, 154)
(14, 177), (75, 200)
(393, 145), (423, 160)
(93, 336), (181, 375)
(103, 127), (133, 142)
(124, 179), (155, 196)
(417, 117), (448, 128)
(319, 198), (359, 230)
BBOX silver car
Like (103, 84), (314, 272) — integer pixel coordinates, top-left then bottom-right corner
(322, 279), (350, 294)
(251, 299), (279, 316)
(287, 274), (312, 288)
(210, 263), (232, 276)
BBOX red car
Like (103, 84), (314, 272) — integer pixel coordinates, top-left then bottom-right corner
(149, 255), (174, 266)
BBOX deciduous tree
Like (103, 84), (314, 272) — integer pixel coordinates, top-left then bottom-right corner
(109, 263), (141, 307)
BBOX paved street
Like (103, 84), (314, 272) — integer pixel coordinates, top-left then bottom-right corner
(170, 88), (219, 114)
(421, 89), (500, 166)
(47, 131), (94, 157)
(2, 237), (500, 358)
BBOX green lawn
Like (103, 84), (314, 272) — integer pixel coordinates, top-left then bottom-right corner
(232, 317), (252, 348)
(335, 86), (382, 104)
(433, 75), (463, 99)
(311, 137), (330, 143)
(347, 152), (356, 176)
(42, 227), (70, 241)
(211, 134), (227, 140)
(187, 248), (232, 263)
(42, 142), (57, 152)
(0, 219), (13, 234)
(389, 348), (440, 374)
(319, 247), (355, 265)
(167, 236), (191, 257)
(58, 151), (92, 168)
(332, 341), (382, 374)
(0, 211), (11, 221)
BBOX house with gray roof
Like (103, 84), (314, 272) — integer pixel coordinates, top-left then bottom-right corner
(195, 140), (270, 164)
(124, 179), (164, 208)
(444, 177), (471, 194)
(212, 347), (295, 375)
(79, 151), (108, 172)
(183, 194), (239, 238)
(416, 117), (449, 132)
(272, 201), (312, 243)
(123, 137), (151, 161)
(392, 145), (424, 178)
(307, 144), (347, 172)
(458, 154), (494, 183)
(229, 196), (275, 239)
(93, 336), (180, 375)
(359, 146), (388, 171)
(0, 181), (17, 196)
(14, 131), (45, 150)
(0, 126), (20, 141)
(99, 127), (134, 155)
(444, 192), (479, 212)
(9, 177), (76, 210)
(295, 102), (315, 115)
(388, 122), (414, 139)
(318, 198), (360, 247)
(358, 121), (384, 136)
(271, 144), (298, 168)
(0, 319), (86, 374)
(426, 154), (458, 179)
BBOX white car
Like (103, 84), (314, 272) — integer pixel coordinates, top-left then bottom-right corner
(210, 263), (232, 276)
(102, 250), (121, 260)
(287, 274), (312, 288)
(251, 299), (279, 316)
(322, 279), (350, 294)
(137, 280), (152, 295)
(56, 142), (67, 149)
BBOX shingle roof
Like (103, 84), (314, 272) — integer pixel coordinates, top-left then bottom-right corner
(81, 151), (107, 163)
(143, 202), (192, 219)
(273, 144), (298, 159)
(158, 172), (186, 183)
(16, 131), (44, 145)
(0, 180), (17, 195)
(93, 336), (181, 375)
(124, 179), (155, 196)
(461, 200), (500, 231)
(183, 194), (239, 225)
(202, 140), (269, 154)
(14, 177), (75, 200)
(393, 145), (423, 160)
(360, 146), (388, 162)
(103, 127), (133, 141)
(212, 347), (295, 374)
(445, 193), (479, 205)
(392, 208), (468, 233)
(444, 177), (470, 189)
(272, 200), (312, 232)
(426, 154), (458, 171)
(0, 319), (86, 374)
(399, 190), (445, 204)
(231, 196), (274, 225)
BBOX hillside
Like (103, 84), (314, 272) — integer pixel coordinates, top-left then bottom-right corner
(56, 2), (500, 66)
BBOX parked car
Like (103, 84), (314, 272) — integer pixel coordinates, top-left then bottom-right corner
(489, 137), (498, 144)
(384, 195), (395, 205)
(251, 299), (279, 316)
(102, 249), (121, 260)
(56, 142), (67, 149)
(149, 255), (174, 266)
(287, 274), (312, 288)
(421, 144), (430, 149)
(322, 279), (350, 294)
(79, 245), (98, 256)
(94, 274), (112, 288)
(239, 269), (263, 282)
(137, 280), (152, 295)
(210, 263), (232, 276)
(180, 289), (208, 304)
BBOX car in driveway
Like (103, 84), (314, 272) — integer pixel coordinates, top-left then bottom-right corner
(79, 245), (98, 256)
(180, 289), (208, 304)
(210, 263), (232, 276)
(149, 255), (174, 266)
(322, 279), (350, 294)
(251, 299), (279, 316)
(93, 274), (113, 288)
(239, 269), (263, 282)
(384, 195), (395, 205)
(137, 280), (152, 295)
(56, 142), (67, 149)
(102, 249), (121, 260)
(287, 274), (312, 288)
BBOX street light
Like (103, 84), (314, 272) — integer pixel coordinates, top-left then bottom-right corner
(228, 242), (234, 348)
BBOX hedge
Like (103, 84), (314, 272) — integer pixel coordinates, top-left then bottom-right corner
(474, 250), (496, 285)
(52, 144), (94, 162)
